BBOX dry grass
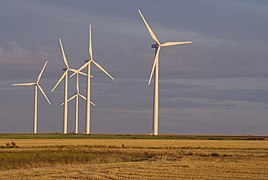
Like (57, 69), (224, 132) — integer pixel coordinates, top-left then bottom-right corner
(0, 139), (267, 179)
(1, 139), (268, 148)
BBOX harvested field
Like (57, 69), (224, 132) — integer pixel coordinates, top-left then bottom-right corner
(0, 138), (267, 179)
(1, 138), (268, 149)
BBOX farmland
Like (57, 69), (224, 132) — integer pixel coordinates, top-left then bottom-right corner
(0, 134), (267, 179)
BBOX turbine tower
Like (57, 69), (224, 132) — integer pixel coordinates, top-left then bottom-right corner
(13, 61), (51, 134)
(71, 24), (114, 134)
(52, 39), (86, 134)
(61, 73), (96, 134)
(138, 9), (192, 135)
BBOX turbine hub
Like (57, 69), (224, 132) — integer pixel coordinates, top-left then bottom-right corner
(151, 44), (158, 49)
(62, 67), (67, 71)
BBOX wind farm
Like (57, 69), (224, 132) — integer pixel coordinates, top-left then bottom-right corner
(1, 1), (268, 179)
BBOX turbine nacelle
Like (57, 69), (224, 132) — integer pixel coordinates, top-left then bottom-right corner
(151, 44), (159, 49)
(62, 67), (67, 71)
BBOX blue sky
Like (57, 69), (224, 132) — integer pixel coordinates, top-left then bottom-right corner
(0, 0), (268, 134)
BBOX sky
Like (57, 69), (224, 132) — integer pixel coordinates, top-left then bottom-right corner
(0, 0), (268, 135)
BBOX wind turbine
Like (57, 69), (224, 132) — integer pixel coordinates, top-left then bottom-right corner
(13, 61), (51, 134)
(138, 9), (192, 135)
(61, 73), (96, 134)
(71, 24), (114, 134)
(52, 39), (86, 134)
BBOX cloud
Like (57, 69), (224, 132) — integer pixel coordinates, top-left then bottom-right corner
(0, 42), (50, 66)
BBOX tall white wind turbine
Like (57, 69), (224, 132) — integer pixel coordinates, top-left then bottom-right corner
(71, 24), (114, 134)
(13, 61), (51, 134)
(61, 73), (96, 134)
(138, 9), (192, 135)
(52, 39), (86, 134)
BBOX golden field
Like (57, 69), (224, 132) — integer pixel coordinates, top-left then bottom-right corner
(1, 138), (268, 148)
(0, 138), (267, 179)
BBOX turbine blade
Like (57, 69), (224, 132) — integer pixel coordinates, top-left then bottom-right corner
(79, 93), (86, 101)
(79, 71), (87, 76)
(78, 61), (90, 72)
(51, 71), (66, 92)
(61, 94), (77, 105)
(70, 71), (76, 78)
(89, 24), (93, 60)
(69, 68), (87, 77)
(37, 61), (48, 83)
(148, 47), (160, 86)
(12, 82), (36, 86)
(59, 38), (69, 69)
(161, 41), (192, 47)
(70, 62), (89, 78)
(70, 72), (75, 78)
(37, 84), (51, 105)
(138, 9), (160, 45)
(78, 94), (96, 106)
(90, 101), (96, 106)
(92, 60), (114, 80)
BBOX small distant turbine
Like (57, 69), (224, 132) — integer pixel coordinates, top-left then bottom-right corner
(138, 9), (192, 135)
(71, 24), (114, 134)
(52, 39), (86, 134)
(61, 73), (96, 134)
(13, 61), (51, 134)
